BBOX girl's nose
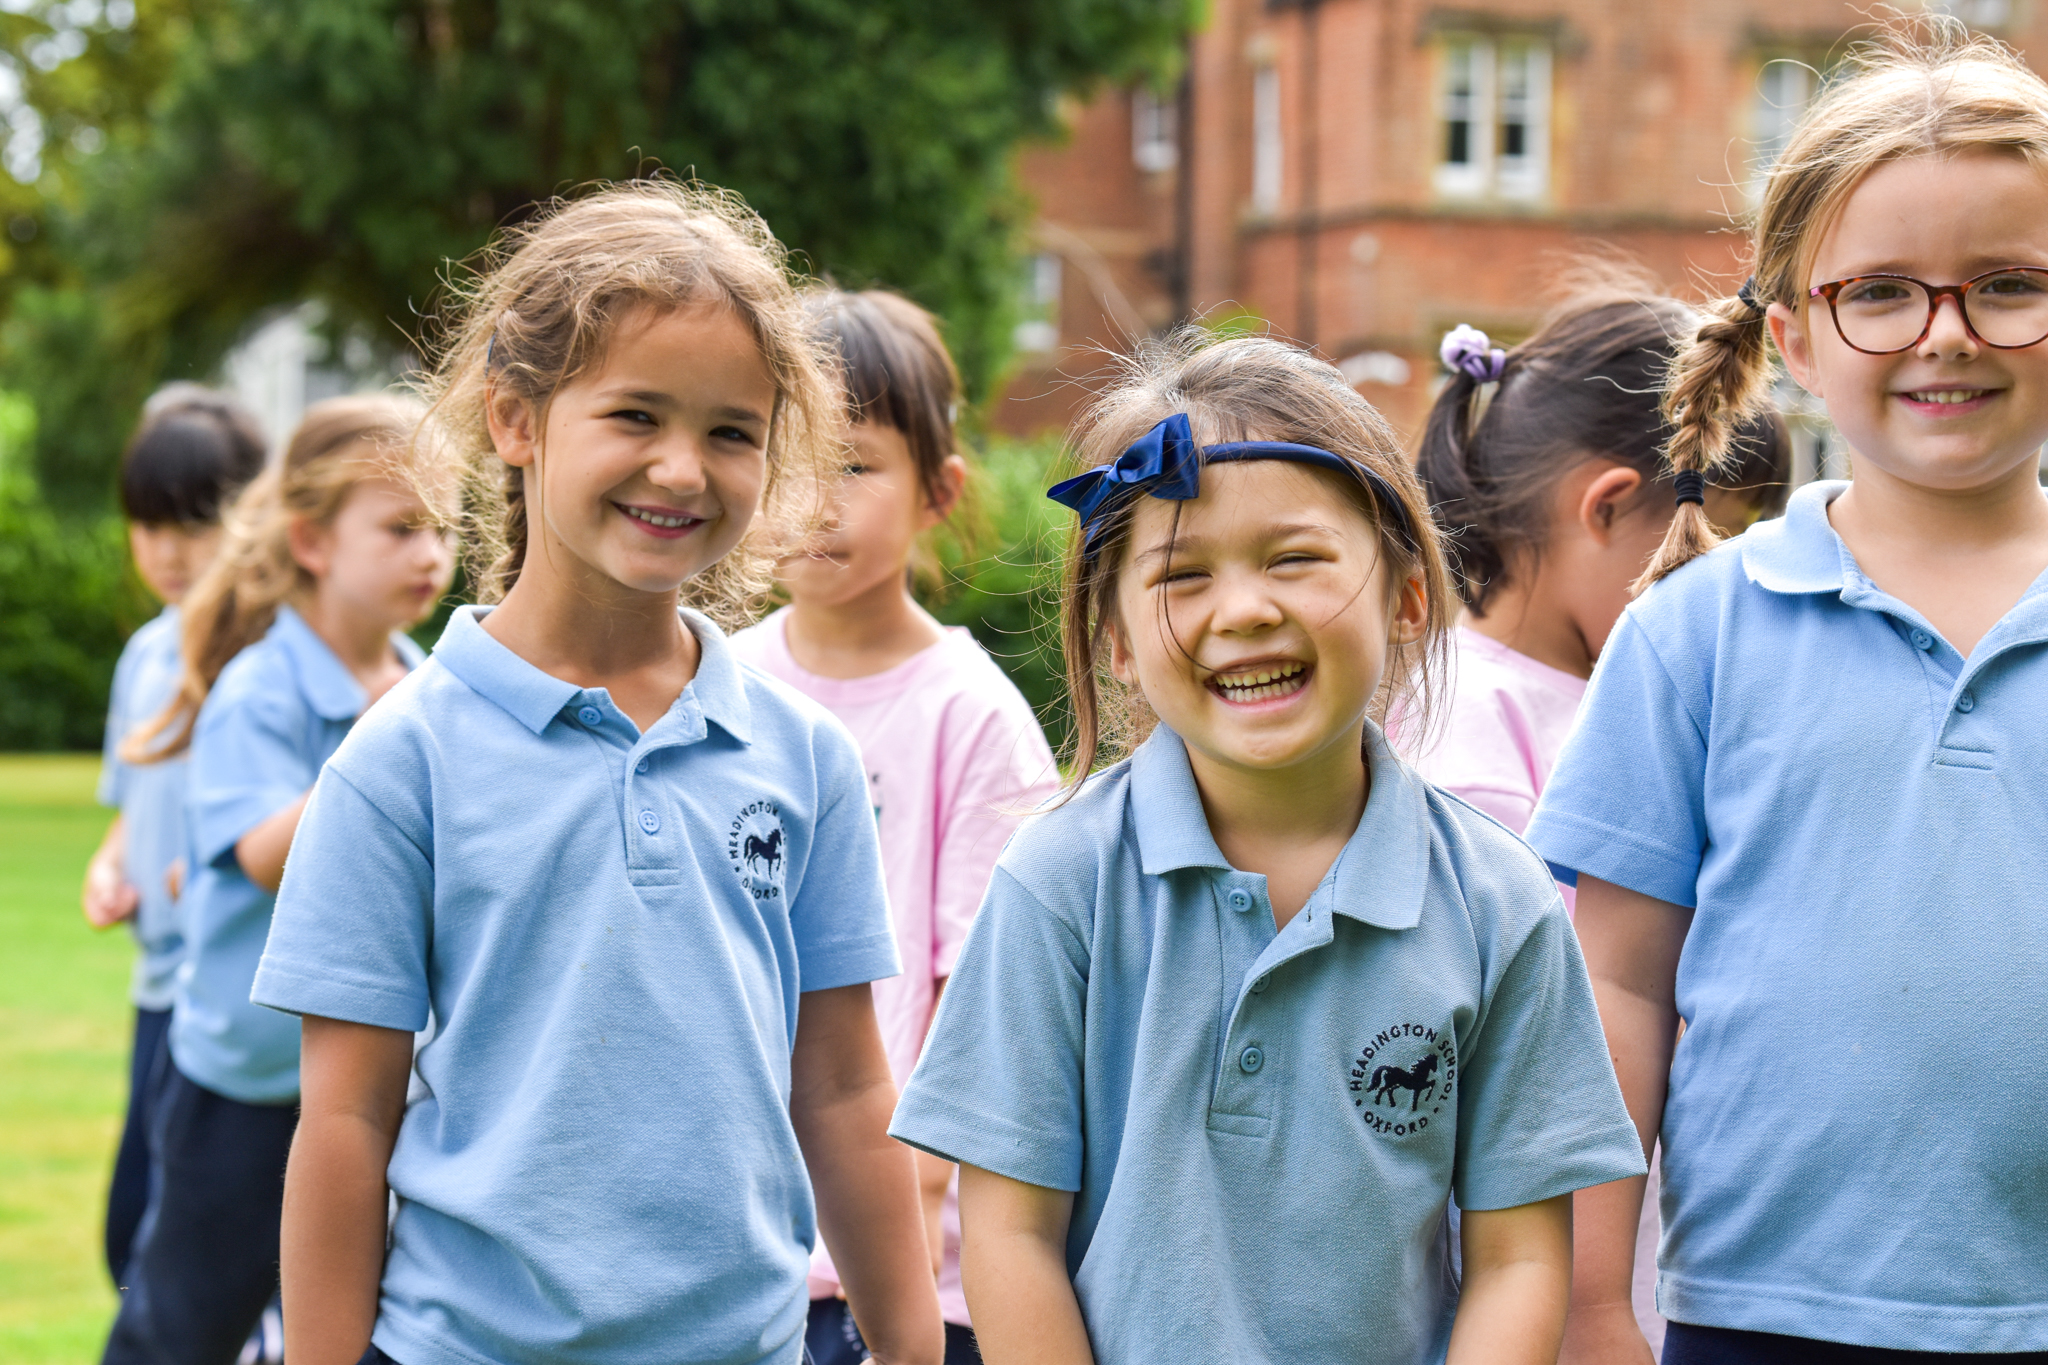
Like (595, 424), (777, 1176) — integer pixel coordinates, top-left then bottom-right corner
(649, 436), (710, 494)
(1209, 569), (1286, 634)
(1919, 293), (1982, 361)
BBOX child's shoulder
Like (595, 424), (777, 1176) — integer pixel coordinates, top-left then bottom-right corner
(986, 758), (1135, 907)
(729, 653), (870, 767)
(1414, 774), (1568, 939)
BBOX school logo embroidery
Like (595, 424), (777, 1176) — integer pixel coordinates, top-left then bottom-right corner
(726, 800), (786, 901)
(1348, 1022), (1456, 1138)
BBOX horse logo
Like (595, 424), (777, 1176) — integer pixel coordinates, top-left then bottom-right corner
(726, 799), (787, 901)
(743, 828), (783, 878)
(1369, 1052), (1439, 1111)
(1348, 1021), (1457, 1138)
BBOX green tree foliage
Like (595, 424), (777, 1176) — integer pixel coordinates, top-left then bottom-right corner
(0, 0), (1195, 746)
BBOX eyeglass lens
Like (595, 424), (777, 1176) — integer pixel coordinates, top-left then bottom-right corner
(1832, 270), (2048, 351)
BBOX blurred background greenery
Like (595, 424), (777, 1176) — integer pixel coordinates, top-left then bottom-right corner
(0, 0), (1201, 752)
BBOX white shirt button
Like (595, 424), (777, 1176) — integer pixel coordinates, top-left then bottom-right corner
(638, 809), (661, 834)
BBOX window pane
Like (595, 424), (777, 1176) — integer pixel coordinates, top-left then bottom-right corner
(1446, 120), (1470, 165)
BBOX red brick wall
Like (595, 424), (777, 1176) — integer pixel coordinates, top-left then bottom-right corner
(997, 0), (2048, 445)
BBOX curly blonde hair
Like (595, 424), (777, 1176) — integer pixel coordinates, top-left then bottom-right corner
(417, 179), (837, 626)
(1644, 17), (2048, 590)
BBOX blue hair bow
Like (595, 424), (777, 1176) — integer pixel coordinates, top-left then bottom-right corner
(1047, 413), (1415, 559)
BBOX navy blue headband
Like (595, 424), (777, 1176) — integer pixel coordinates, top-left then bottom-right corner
(1047, 413), (1418, 559)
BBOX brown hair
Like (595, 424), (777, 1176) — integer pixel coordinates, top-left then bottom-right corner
(417, 179), (837, 624)
(1056, 329), (1454, 790)
(125, 394), (423, 761)
(1419, 260), (1790, 613)
(804, 288), (962, 507)
(1646, 17), (2048, 590)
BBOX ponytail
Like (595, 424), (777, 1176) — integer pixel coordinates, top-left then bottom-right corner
(122, 394), (421, 762)
(1635, 287), (1773, 593)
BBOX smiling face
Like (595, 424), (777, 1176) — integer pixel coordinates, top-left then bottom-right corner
(776, 418), (955, 609)
(1771, 149), (2048, 495)
(491, 301), (778, 603)
(1107, 460), (1426, 780)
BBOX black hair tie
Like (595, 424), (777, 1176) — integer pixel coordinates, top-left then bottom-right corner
(1673, 469), (1708, 508)
(1736, 278), (1764, 316)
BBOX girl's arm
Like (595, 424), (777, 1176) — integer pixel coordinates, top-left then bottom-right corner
(1447, 1194), (1573, 1364)
(913, 978), (953, 1277)
(281, 1014), (413, 1365)
(1559, 874), (1691, 1365)
(791, 983), (944, 1365)
(235, 790), (312, 893)
(957, 1164), (1093, 1365)
(82, 815), (139, 927)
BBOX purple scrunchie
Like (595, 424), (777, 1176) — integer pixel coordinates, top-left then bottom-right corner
(1440, 324), (1506, 383)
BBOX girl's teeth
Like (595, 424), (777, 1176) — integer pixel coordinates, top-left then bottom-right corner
(1214, 664), (1308, 702)
(627, 507), (693, 528)
(1910, 390), (1984, 404)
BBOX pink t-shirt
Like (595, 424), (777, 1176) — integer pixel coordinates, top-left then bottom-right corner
(1401, 627), (1587, 910)
(729, 608), (1059, 1324)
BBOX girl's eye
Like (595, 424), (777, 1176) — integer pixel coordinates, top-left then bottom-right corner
(1841, 279), (1914, 307)
(842, 463), (870, 477)
(1977, 272), (2046, 299)
(712, 425), (756, 445)
(609, 409), (656, 426)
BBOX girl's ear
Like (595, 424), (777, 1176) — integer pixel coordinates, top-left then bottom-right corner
(1768, 301), (1823, 398)
(921, 454), (968, 529)
(1105, 616), (1138, 688)
(1388, 573), (1429, 646)
(1578, 464), (1646, 547)
(286, 515), (331, 580)
(486, 386), (542, 469)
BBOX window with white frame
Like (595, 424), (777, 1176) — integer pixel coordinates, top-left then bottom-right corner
(1133, 87), (1178, 174)
(1013, 252), (1062, 354)
(1251, 64), (1283, 214)
(1751, 58), (1818, 195)
(1434, 37), (1550, 202)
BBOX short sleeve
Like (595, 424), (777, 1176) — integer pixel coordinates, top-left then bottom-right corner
(252, 767), (432, 1032)
(890, 866), (1089, 1192)
(788, 725), (902, 993)
(1453, 908), (1645, 1210)
(188, 691), (319, 869)
(97, 642), (138, 809)
(1524, 613), (1708, 906)
(932, 706), (1058, 979)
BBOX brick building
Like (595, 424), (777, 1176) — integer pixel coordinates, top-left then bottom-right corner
(997, 0), (2033, 454)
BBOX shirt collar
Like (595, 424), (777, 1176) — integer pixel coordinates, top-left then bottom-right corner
(1740, 480), (1850, 595)
(431, 604), (754, 744)
(271, 604), (371, 722)
(1128, 723), (1429, 931)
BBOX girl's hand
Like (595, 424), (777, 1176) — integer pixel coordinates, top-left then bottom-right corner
(282, 1015), (413, 1365)
(82, 817), (139, 928)
(791, 984), (945, 1365)
(1559, 1301), (1656, 1365)
(164, 857), (186, 902)
(1446, 1194), (1573, 1365)
(957, 1164), (1093, 1365)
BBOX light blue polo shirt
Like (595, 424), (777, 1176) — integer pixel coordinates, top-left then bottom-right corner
(892, 725), (1642, 1364)
(98, 605), (190, 1011)
(170, 604), (423, 1104)
(1526, 480), (2048, 1352)
(252, 605), (901, 1365)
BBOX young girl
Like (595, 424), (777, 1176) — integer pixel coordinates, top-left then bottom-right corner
(1530, 27), (2048, 1365)
(729, 288), (1059, 1365)
(102, 394), (454, 1364)
(252, 184), (944, 1365)
(1410, 278), (1790, 874)
(84, 386), (266, 1288)
(1408, 282), (1790, 1356)
(889, 331), (1645, 1364)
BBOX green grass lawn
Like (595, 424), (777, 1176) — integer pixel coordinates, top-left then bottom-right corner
(0, 754), (128, 1361)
